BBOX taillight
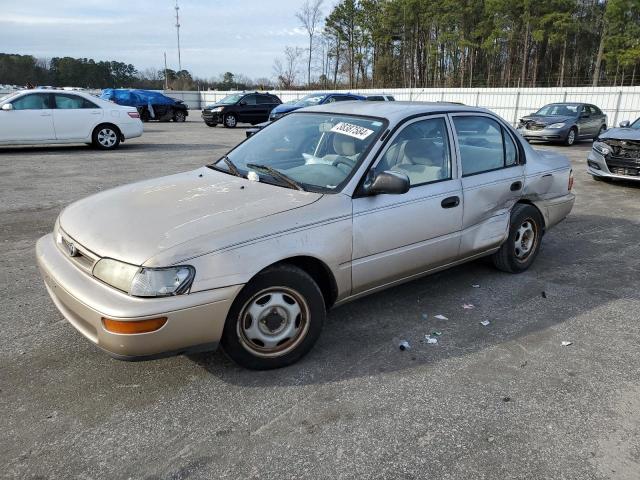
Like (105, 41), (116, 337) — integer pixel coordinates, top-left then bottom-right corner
(128, 112), (140, 119)
(568, 170), (574, 191)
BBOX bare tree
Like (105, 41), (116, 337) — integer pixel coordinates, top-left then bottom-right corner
(273, 46), (304, 88)
(295, 0), (324, 85)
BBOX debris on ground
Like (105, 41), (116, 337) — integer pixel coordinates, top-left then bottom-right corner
(431, 331), (442, 337)
(399, 340), (410, 351)
(463, 303), (475, 309)
(541, 291), (547, 298)
(503, 396), (511, 402)
(472, 284), (480, 288)
(561, 341), (573, 347)
(425, 335), (438, 345)
(434, 314), (448, 320)
(421, 313), (428, 320)
(480, 320), (491, 326)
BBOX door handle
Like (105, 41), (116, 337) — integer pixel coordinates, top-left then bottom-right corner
(40, 112), (52, 116)
(510, 181), (523, 191)
(441, 196), (460, 209)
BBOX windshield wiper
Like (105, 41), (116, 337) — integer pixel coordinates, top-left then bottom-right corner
(246, 163), (305, 191)
(222, 155), (242, 177)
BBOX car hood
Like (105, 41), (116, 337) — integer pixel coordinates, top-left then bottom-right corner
(271, 104), (302, 115)
(598, 128), (640, 142)
(520, 115), (574, 125)
(204, 103), (234, 109)
(59, 167), (322, 266)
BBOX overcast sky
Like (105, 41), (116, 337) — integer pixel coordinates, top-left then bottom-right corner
(0, 0), (337, 80)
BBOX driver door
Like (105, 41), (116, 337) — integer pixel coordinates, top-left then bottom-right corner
(351, 115), (463, 295)
(0, 93), (55, 142)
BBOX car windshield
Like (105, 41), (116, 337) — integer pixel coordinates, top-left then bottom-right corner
(295, 94), (327, 107)
(218, 94), (244, 105)
(212, 113), (386, 192)
(535, 104), (579, 116)
(630, 118), (640, 129)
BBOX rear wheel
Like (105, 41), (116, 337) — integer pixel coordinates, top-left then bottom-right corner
(221, 265), (325, 370)
(492, 204), (544, 273)
(92, 124), (121, 150)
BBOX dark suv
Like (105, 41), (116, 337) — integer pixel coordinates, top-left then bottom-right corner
(202, 92), (282, 128)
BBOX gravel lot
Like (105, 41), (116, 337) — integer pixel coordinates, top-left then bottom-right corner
(1, 113), (639, 480)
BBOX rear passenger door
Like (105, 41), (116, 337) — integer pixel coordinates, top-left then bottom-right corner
(450, 114), (525, 258)
(52, 93), (103, 140)
(351, 115), (463, 294)
(255, 95), (274, 123)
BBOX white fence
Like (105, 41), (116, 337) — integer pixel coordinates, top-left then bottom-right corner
(3, 86), (640, 126)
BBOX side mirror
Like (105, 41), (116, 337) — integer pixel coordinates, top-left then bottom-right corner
(239, 101), (247, 106)
(1, 103), (13, 111)
(619, 120), (631, 128)
(363, 170), (410, 195)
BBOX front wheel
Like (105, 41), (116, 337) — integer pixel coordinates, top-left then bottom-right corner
(173, 110), (186, 122)
(492, 204), (544, 273)
(564, 127), (577, 146)
(224, 113), (237, 128)
(221, 265), (325, 370)
(205, 121), (217, 127)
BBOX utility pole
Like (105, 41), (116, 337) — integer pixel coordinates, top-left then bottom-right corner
(175, 0), (182, 71)
(164, 52), (168, 90)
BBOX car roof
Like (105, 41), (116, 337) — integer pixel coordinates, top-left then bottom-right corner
(300, 101), (489, 124)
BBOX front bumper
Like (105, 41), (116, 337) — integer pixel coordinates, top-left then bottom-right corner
(518, 126), (570, 142)
(202, 110), (223, 124)
(587, 150), (640, 181)
(36, 233), (243, 360)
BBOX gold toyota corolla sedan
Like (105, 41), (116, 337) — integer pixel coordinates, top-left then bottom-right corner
(37, 102), (575, 369)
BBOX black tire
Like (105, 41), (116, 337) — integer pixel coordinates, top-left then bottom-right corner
(223, 113), (238, 128)
(492, 204), (544, 273)
(140, 109), (151, 122)
(205, 122), (217, 128)
(564, 127), (577, 146)
(173, 110), (187, 122)
(92, 124), (121, 150)
(220, 265), (325, 370)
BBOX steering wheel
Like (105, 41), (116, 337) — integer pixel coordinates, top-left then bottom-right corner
(331, 158), (355, 170)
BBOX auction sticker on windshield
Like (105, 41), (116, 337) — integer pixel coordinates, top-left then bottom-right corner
(331, 122), (374, 140)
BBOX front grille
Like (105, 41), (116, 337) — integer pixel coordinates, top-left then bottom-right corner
(603, 139), (640, 176)
(521, 120), (546, 131)
(58, 233), (99, 274)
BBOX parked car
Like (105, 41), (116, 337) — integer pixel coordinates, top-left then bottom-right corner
(201, 92), (282, 128)
(0, 89), (143, 149)
(36, 102), (574, 369)
(100, 89), (189, 123)
(588, 117), (640, 181)
(517, 102), (607, 145)
(365, 94), (396, 101)
(269, 92), (366, 121)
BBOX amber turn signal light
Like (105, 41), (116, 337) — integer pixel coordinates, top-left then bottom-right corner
(102, 317), (167, 334)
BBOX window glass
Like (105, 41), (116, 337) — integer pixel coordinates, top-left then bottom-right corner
(504, 131), (517, 166)
(257, 95), (273, 105)
(535, 104), (579, 116)
(54, 94), (97, 109)
(590, 105), (602, 115)
(218, 113), (385, 192)
(366, 96), (384, 101)
(332, 96), (357, 102)
(453, 116), (513, 176)
(242, 95), (257, 105)
(11, 93), (51, 110)
(376, 117), (451, 186)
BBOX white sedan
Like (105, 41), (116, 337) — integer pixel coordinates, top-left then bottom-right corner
(0, 89), (143, 150)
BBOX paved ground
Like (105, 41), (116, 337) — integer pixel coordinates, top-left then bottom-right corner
(1, 114), (639, 480)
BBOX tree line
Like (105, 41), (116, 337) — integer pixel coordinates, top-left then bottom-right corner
(278, 0), (640, 89)
(0, 54), (271, 91)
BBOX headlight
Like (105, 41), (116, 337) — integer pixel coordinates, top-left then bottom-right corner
(547, 123), (566, 129)
(93, 258), (140, 293)
(93, 259), (195, 297)
(593, 141), (611, 156)
(211, 106), (225, 112)
(130, 266), (195, 297)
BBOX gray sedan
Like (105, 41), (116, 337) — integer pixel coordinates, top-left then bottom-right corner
(36, 102), (575, 370)
(588, 117), (640, 181)
(518, 102), (607, 145)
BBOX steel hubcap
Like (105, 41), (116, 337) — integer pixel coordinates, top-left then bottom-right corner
(226, 116), (236, 127)
(237, 287), (309, 358)
(568, 131), (575, 144)
(514, 220), (536, 260)
(98, 129), (117, 147)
